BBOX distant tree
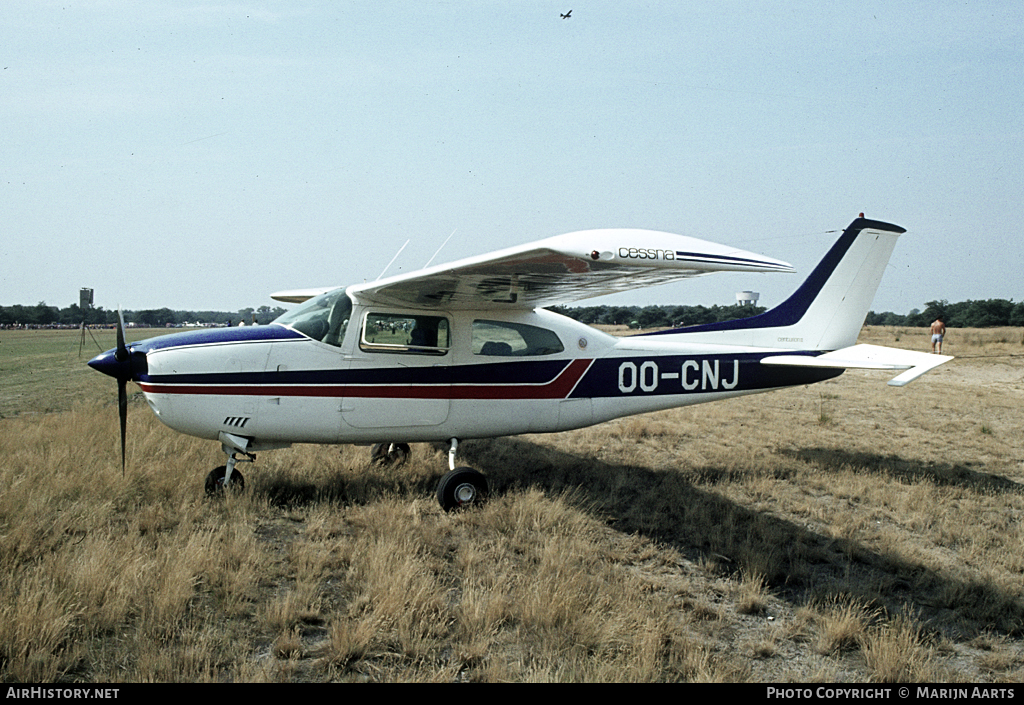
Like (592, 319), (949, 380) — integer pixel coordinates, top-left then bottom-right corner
(134, 308), (177, 327)
(58, 304), (82, 325)
(637, 307), (671, 329)
(717, 303), (765, 322)
(601, 306), (636, 326)
(237, 307), (255, 324)
(865, 311), (907, 326)
(574, 306), (605, 325)
(965, 299), (1014, 327)
(680, 305), (716, 327)
(918, 300), (949, 327)
(1010, 302), (1024, 327)
(29, 301), (59, 325)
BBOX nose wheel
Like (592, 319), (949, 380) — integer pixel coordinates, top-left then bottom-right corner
(205, 464), (246, 496)
(207, 437), (254, 497)
(435, 439), (488, 511)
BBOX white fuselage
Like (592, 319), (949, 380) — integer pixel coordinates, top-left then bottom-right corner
(132, 305), (837, 450)
(93, 218), (939, 455)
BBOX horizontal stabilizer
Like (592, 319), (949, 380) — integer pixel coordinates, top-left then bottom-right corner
(760, 344), (953, 387)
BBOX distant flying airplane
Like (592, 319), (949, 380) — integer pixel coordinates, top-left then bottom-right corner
(89, 216), (951, 510)
(561, 10), (572, 19)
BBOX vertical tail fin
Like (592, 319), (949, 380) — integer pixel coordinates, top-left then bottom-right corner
(643, 217), (905, 351)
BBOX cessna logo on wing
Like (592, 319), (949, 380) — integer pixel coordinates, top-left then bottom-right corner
(618, 247), (676, 260)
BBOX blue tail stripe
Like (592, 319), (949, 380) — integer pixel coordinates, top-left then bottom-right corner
(637, 218), (904, 337)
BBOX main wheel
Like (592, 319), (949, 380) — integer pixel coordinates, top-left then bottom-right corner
(205, 465), (246, 496)
(370, 442), (411, 467)
(436, 467), (488, 512)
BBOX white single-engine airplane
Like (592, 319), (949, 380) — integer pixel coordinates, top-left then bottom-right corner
(89, 216), (952, 510)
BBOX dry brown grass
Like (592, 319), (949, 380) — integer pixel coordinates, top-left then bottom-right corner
(1, 325), (1024, 682)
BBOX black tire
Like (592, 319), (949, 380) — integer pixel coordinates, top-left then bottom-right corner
(205, 465), (245, 496)
(370, 443), (388, 464)
(436, 467), (488, 512)
(391, 443), (411, 465)
(370, 442), (411, 467)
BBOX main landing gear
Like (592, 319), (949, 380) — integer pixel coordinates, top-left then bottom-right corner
(370, 438), (488, 511)
(367, 438), (487, 511)
(370, 442), (411, 467)
(435, 439), (488, 512)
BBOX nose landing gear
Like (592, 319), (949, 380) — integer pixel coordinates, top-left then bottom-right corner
(206, 433), (255, 497)
(205, 463), (246, 496)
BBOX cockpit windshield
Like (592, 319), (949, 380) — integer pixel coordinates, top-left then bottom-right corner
(271, 287), (352, 347)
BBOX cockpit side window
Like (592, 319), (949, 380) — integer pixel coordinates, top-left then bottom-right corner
(472, 320), (564, 356)
(360, 312), (450, 355)
(271, 288), (352, 348)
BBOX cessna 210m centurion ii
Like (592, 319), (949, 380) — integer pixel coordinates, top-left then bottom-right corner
(89, 216), (952, 510)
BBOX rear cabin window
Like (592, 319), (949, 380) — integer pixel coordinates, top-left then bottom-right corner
(360, 312), (450, 355)
(472, 320), (564, 356)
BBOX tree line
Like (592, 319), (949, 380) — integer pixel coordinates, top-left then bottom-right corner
(553, 298), (1024, 330)
(0, 303), (287, 328)
(863, 299), (1024, 329)
(548, 303), (768, 329)
(3, 297), (1022, 330)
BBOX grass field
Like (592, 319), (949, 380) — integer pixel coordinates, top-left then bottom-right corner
(1, 325), (1022, 682)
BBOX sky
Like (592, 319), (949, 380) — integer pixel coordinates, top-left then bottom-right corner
(3, 1), (1022, 315)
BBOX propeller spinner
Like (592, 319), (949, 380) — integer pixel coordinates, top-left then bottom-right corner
(87, 311), (146, 473)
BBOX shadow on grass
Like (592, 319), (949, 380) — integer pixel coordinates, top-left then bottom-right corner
(784, 447), (1024, 495)
(248, 462), (443, 509)
(246, 435), (1024, 638)
(456, 436), (1024, 639)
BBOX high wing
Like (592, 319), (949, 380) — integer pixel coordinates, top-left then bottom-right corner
(310, 228), (795, 310)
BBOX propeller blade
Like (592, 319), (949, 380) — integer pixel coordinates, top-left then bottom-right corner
(118, 377), (128, 476)
(115, 310), (129, 474)
(115, 309), (128, 362)
(87, 310), (145, 474)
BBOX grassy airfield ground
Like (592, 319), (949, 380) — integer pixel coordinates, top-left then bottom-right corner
(0, 325), (1022, 682)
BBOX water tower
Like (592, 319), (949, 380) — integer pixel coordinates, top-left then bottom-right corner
(78, 288), (95, 354)
(736, 290), (759, 307)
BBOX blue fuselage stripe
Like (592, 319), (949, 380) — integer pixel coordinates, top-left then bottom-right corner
(138, 350), (837, 398)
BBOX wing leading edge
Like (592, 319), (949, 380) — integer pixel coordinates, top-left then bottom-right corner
(339, 229), (793, 310)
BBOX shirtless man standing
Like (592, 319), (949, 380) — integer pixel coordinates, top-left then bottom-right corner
(930, 317), (946, 353)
